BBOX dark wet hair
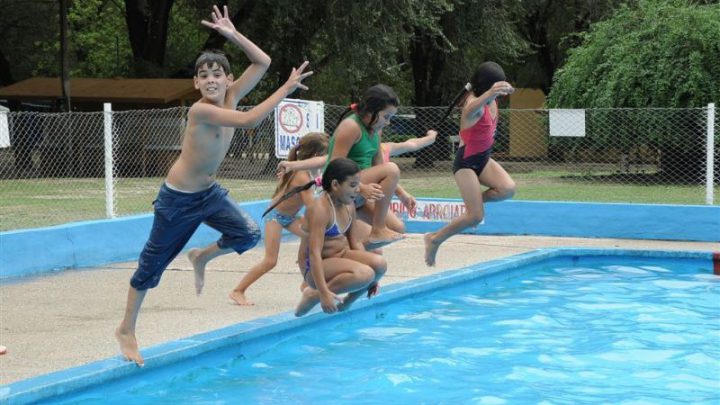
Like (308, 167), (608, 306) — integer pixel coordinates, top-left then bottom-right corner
(273, 132), (329, 198)
(321, 158), (360, 191)
(333, 84), (400, 132)
(430, 62), (506, 134)
(470, 61), (506, 96)
(194, 50), (231, 76)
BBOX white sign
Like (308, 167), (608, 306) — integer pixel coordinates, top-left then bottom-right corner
(0, 106), (9, 148)
(275, 98), (324, 158)
(390, 199), (483, 224)
(549, 109), (586, 137)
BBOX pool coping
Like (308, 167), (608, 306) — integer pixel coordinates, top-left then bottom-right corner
(0, 247), (714, 404)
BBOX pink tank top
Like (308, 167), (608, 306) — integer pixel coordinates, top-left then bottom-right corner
(458, 103), (498, 158)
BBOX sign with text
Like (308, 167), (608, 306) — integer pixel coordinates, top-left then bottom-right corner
(275, 98), (324, 158)
(390, 199), (468, 222)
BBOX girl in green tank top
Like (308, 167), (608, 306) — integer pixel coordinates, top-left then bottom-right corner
(324, 84), (406, 250)
(324, 113), (379, 171)
(273, 84), (410, 251)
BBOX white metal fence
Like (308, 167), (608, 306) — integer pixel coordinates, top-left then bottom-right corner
(0, 103), (716, 231)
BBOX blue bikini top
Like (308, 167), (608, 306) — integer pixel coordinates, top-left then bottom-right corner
(324, 193), (352, 238)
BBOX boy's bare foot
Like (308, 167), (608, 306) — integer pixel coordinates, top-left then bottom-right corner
(295, 287), (320, 317)
(299, 280), (308, 291)
(424, 232), (440, 267)
(115, 327), (144, 367)
(229, 290), (254, 306)
(365, 228), (405, 250)
(188, 248), (205, 295)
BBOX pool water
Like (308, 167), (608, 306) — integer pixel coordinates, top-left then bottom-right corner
(50, 256), (719, 404)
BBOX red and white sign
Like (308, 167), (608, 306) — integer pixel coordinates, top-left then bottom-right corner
(275, 98), (324, 158)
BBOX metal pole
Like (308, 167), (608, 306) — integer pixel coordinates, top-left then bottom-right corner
(104, 103), (116, 218)
(59, 0), (71, 111)
(706, 103), (715, 205)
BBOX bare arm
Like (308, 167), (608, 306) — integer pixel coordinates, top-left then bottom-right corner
(190, 61), (312, 128)
(345, 206), (364, 251)
(329, 119), (359, 161)
(201, 5), (271, 107)
(307, 204), (329, 293)
(278, 155), (326, 175)
(386, 130), (437, 157)
(395, 184), (416, 212)
(462, 81), (514, 124)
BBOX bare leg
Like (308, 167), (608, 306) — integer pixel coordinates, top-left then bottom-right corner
(295, 257), (375, 316)
(425, 169), (485, 266)
(338, 250), (387, 310)
(188, 243), (233, 295)
(115, 286), (147, 366)
(384, 209), (406, 234)
(359, 163), (404, 245)
(229, 221), (282, 306)
(479, 159), (516, 202)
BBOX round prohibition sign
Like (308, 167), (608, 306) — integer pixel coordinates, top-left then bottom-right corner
(278, 103), (304, 134)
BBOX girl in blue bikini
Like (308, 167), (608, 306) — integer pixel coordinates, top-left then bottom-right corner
(294, 158), (387, 317)
(228, 132), (328, 305)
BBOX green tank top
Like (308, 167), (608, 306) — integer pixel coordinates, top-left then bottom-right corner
(325, 114), (379, 171)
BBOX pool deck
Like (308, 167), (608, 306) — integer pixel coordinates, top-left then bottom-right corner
(1, 234), (717, 386)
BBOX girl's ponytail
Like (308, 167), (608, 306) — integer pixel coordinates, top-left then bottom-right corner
(433, 82), (472, 131)
(262, 177), (321, 218)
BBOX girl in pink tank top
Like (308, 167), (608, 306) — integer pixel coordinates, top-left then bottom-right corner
(424, 62), (518, 267)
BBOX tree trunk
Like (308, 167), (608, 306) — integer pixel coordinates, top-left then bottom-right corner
(410, 27), (449, 167)
(0, 48), (14, 86)
(124, 0), (175, 76)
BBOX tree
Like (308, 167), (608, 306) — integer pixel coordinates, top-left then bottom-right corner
(511, 0), (632, 93)
(124, 0), (175, 76)
(547, 0), (720, 180)
(0, 0), (58, 83)
(407, 1), (531, 166)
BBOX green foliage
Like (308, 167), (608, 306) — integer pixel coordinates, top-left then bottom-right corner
(164, 0), (210, 76)
(548, 0), (720, 108)
(547, 0), (719, 180)
(34, 0), (133, 77)
(0, 0), (58, 81)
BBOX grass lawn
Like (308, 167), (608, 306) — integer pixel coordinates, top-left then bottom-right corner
(0, 171), (713, 231)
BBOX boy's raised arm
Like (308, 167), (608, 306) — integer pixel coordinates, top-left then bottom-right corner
(201, 5), (271, 106)
(191, 61), (312, 128)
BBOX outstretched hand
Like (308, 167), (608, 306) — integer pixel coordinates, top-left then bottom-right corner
(284, 61), (313, 94)
(276, 161), (293, 179)
(201, 5), (237, 38)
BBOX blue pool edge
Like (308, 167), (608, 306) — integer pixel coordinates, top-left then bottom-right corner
(0, 247), (715, 405)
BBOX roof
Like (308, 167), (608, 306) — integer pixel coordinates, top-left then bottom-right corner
(0, 77), (200, 104)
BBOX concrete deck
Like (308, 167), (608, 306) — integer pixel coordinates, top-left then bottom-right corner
(1, 234), (717, 385)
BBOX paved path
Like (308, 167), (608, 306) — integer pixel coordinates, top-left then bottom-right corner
(1, 234), (717, 385)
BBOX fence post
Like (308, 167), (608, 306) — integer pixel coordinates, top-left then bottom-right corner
(707, 103), (715, 205)
(103, 103), (116, 218)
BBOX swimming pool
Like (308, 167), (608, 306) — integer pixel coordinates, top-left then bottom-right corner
(2, 248), (718, 404)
